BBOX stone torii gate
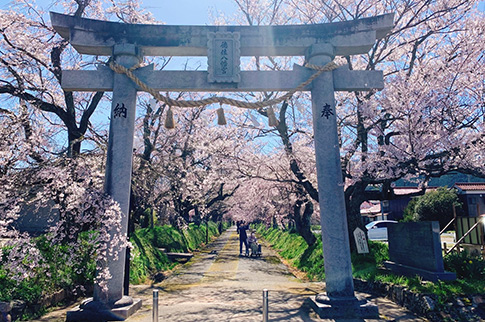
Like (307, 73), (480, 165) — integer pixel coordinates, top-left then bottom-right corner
(51, 12), (394, 320)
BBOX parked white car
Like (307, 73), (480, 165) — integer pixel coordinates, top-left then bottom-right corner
(365, 220), (398, 241)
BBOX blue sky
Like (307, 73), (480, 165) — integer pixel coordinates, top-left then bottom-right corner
(3, 0), (483, 24)
(0, 0), (238, 25)
(142, 0), (237, 24)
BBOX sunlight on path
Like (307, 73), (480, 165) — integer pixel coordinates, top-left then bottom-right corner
(30, 227), (424, 321)
(124, 227), (424, 321)
(126, 227), (322, 321)
(201, 231), (239, 283)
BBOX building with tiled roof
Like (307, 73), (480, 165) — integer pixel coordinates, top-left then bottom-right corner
(360, 201), (383, 223)
(454, 182), (485, 193)
(360, 187), (439, 222)
(360, 183), (485, 222)
(453, 183), (485, 217)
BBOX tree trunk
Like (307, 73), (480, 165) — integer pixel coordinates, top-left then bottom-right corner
(293, 197), (317, 246)
(345, 183), (367, 252)
(67, 131), (83, 157)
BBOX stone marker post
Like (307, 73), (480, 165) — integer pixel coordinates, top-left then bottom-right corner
(308, 44), (378, 318)
(96, 44), (139, 305)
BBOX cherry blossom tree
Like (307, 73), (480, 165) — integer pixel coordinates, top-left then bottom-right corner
(221, 0), (485, 248)
(0, 0), (155, 300)
(0, 101), (126, 296)
(226, 113), (320, 245)
(130, 99), (251, 229)
(0, 0), (155, 157)
(231, 157), (320, 244)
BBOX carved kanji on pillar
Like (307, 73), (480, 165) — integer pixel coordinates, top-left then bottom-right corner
(321, 103), (334, 119)
(113, 103), (127, 119)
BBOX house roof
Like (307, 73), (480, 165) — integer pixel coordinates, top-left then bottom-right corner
(391, 186), (437, 195)
(360, 203), (381, 215)
(454, 182), (485, 193)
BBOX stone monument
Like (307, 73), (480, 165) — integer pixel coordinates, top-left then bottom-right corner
(385, 221), (456, 281)
(51, 12), (394, 320)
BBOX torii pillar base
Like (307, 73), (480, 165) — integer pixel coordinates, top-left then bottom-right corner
(309, 294), (379, 319)
(66, 297), (142, 321)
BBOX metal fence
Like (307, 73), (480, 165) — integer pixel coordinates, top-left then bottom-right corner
(456, 215), (485, 246)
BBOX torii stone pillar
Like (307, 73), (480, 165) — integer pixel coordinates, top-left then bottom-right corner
(309, 44), (354, 296)
(50, 11), (394, 320)
(67, 45), (144, 321)
(96, 44), (139, 303)
(308, 44), (377, 317)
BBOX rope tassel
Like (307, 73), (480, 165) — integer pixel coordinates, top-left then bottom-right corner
(165, 107), (175, 129)
(266, 107), (279, 127)
(217, 106), (227, 125)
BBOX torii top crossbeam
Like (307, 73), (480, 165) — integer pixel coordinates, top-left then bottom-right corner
(50, 12), (394, 93)
(50, 12), (394, 57)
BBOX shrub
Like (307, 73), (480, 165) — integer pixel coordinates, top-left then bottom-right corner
(402, 188), (464, 229)
(0, 268), (43, 303)
(444, 251), (485, 279)
(402, 197), (419, 222)
(0, 231), (97, 320)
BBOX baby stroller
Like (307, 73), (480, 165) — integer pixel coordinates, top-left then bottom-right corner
(249, 241), (262, 257)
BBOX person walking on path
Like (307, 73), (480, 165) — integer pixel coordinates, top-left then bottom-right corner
(237, 221), (249, 256)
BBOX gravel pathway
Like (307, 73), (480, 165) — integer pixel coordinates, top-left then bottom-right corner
(125, 226), (422, 321)
(31, 226), (424, 321)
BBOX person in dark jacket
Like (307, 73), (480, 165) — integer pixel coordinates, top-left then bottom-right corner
(238, 221), (249, 256)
